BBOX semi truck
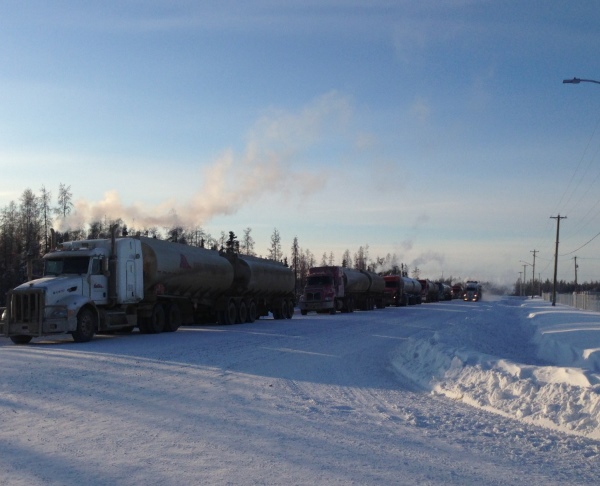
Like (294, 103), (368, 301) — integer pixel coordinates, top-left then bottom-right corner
(418, 279), (439, 303)
(1, 231), (295, 344)
(463, 281), (482, 301)
(437, 283), (453, 301)
(451, 283), (464, 299)
(383, 275), (422, 306)
(298, 266), (385, 315)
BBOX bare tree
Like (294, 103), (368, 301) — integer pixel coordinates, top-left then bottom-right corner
(268, 228), (282, 262)
(328, 251), (335, 266)
(291, 236), (300, 295)
(56, 183), (73, 218)
(39, 186), (53, 252)
(342, 249), (352, 268)
(241, 227), (255, 255)
(354, 244), (369, 270)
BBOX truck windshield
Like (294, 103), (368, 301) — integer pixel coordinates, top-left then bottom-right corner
(307, 275), (333, 286)
(385, 281), (398, 288)
(45, 257), (91, 276)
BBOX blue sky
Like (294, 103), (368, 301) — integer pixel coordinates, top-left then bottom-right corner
(2, 1), (600, 286)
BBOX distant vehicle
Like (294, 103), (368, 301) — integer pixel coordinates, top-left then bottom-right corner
(463, 281), (482, 302)
(299, 266), (385, 315)
(418, 279), (439, 303)
(451, 284), (464, 299)
(383, 275), (422, 306)
(437, 283), (453, 301)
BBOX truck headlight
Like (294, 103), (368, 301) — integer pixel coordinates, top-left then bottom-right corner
(45, 307), (68, 319)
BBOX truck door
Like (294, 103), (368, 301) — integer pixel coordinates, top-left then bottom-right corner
(90, 257), (108, 304)
(125, 259), (138, 301)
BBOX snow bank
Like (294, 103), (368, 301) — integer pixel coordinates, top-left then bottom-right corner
(392, 297), (600, 440)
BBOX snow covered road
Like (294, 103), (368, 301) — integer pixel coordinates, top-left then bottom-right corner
(1, 296), (599, 485)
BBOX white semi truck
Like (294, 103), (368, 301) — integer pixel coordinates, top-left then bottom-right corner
(1, 231), (295, 344)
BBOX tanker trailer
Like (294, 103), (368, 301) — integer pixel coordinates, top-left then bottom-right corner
(139, 236), (235, 328)
(218, 253), (296, 324)
(401, 277), (422, 305)
(355, 270), (385, 310)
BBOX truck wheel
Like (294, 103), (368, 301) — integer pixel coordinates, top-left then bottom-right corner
(300, 309), (307, 316)
(10, 335), (32, 345)
(237, 301), (248, 324)
(72, 308), (96, 343)
(147, 304), (165, 333)
(247, 301), (257, 323)
(165, 304), (181, 332)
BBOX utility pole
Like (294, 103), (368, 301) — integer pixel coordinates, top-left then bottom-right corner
(550, 215), (566, 306)
(522, 264), (527, 296)
(574, 256), (578, 291)
(530, 249), (538, 298)
(519, 271), (523, 296)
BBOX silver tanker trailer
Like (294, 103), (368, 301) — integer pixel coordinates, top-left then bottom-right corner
(0, 232), (295, 344)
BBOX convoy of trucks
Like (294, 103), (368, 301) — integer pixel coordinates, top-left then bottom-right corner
(0, 225), (483, 344)
(0, 232), (295, 344)
(298, 266), (385, 315)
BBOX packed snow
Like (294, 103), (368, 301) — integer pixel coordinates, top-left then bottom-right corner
(1, 295), (600, 485)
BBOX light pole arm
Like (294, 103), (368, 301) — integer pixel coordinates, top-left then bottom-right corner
(563, 77), (600, 85)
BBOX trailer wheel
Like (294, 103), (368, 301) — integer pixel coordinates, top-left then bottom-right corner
(165, 303), (181, 332)
(219, 300), (237, 325)
(272, 301), (285, 320)
(300, 309), (307, 316)
(247, 301), (257, 323)
(285, 300), (294, 319)
(237, 301), (248, 324)
(147, 304), (165, 333)
(10, 335), (32, 345)
(72, 308), (96, 343)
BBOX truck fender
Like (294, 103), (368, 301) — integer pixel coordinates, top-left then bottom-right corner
(56, 294), (98, 331)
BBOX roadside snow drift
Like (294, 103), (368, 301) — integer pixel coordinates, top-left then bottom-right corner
(393, 297), (600, 439)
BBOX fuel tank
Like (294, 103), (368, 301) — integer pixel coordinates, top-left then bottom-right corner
(140, 237), (234, 300)
(230, 254), (295, 297)
(362, 270), (385, 294)
(401, 277), (422, 294)
(343, 268), (371, 293)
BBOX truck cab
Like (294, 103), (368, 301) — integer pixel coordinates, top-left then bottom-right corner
(1, 238), (143, 344)
(298, 266), (344, 315)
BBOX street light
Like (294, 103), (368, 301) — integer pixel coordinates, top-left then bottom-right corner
(563, 77), (600, 85)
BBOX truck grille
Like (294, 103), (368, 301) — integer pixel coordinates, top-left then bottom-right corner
(304, 292), (321, 302)
(5, 289), (45, 335)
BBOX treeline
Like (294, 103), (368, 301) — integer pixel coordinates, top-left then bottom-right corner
(1, 184), (416, 302)
(513, 278), (600, 296)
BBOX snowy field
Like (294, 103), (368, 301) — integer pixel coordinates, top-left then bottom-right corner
(1, 295), (600, 485)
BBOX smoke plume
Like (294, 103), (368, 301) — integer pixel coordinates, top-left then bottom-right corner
(59, 92), (352, 232)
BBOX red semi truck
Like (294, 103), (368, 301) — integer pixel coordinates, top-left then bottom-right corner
(383, 275), (422, 306)
(298, 266), (385, 315)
